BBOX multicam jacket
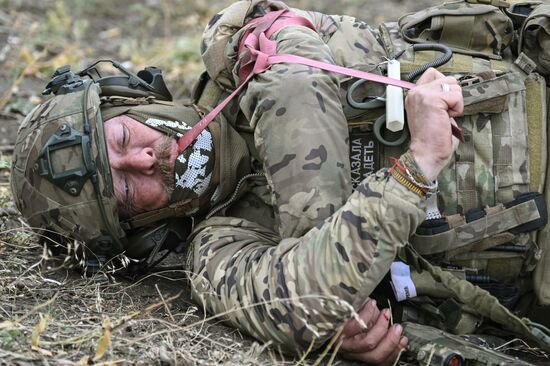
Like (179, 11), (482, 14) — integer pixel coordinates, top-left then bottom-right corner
(187, 0), (428, 352)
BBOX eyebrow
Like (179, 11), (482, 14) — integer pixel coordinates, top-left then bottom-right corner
(114, 176), (130, 218)
(119, 180), (141, 218)
(121, 123), (130, 148)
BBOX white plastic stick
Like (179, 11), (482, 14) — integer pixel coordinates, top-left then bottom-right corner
(386, 60), (405, 132)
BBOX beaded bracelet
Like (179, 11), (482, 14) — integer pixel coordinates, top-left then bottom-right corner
(390, 151), (438, 198)
(391, 167), (428, 197)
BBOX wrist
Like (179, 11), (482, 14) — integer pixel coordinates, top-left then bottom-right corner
(410, 154), (440, 182)
(390, 151), (438, 199)
(408, 143), (444, 181)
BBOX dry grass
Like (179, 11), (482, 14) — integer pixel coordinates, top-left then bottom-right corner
(0, 215), (291, 365)
(0, 211), (363, 365)
(0, 1), (345, 364)
(0, 191), (334, 365)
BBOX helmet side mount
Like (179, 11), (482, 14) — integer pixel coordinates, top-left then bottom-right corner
(35, 122), (96, 196)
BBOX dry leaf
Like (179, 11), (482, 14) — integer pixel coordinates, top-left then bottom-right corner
(31, 345), (53, 356)
(31, 313), (51, 348)
(93, 316), (113, 361)
(0, 320), (15, 330)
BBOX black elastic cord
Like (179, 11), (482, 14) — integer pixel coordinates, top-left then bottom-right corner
(405, 43), (453, 82)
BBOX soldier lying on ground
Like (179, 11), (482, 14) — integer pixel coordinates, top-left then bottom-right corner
(99, 63), (460, 365)
(22, 0), (550, 364)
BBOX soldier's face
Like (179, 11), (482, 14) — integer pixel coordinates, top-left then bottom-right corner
(104, 115), (178, 218)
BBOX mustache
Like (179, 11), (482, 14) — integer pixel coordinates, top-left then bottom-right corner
(116, 135), (175, 219)
(157, 135), (175, 197)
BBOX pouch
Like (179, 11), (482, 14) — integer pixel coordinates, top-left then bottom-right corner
(398, 1), (514, 59)
(518, 5), (550, 77)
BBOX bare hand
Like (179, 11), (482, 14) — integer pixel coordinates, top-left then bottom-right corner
(405, 67), (464, 181)
(338, 299), (408, 365)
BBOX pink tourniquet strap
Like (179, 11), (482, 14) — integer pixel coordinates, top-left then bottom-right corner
(177, 10), (416, 154)
(176, 76), (254, 153)
(270, 54), (416, 89)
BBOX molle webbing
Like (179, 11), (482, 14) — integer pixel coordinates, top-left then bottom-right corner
(349, 67), (539, 216)
(376, 25), (537, 213)
(399, 51), (513, 76)
(411, 192), (547, 256)
(525, 74), (548, 193)
(348, 69), (535, 209)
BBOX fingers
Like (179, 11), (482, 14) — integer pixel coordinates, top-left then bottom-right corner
(416, 67), (445, 84)
(340, 308), (392, 353)
(410, 70), (464, 126)
(345, 331), (408, 366)
(341, 299), (380, 336)
(439, 82), (464, 117)
(414, 68), (463, 116)
(339, 309), (407, 365)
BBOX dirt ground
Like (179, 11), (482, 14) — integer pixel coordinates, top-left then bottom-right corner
(1, 0), (546, 365)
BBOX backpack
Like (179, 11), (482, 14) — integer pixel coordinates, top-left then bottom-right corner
(340, 0), (550, 342)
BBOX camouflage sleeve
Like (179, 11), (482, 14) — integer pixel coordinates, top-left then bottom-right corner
(192, 2), (427, 353)
(237, 23), (353, 239)
(190, 171), (427, 352)
(232, 10), (388, 239)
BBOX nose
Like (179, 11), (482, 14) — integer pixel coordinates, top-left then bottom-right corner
(112, 147), (157, 175)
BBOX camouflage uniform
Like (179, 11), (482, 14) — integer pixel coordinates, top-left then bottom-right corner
(188, 0), (427, 351)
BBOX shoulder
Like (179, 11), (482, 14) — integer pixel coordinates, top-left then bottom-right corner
(202, 0), (290, 46)
(201, 1), (290, 89)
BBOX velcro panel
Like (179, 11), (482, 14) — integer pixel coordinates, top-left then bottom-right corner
(525, 75), (547, 193)
(493, 87), (529, 204)
(441, 15), (475, 52)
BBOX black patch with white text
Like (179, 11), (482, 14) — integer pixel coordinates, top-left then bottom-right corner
(349, 129), (380, 189)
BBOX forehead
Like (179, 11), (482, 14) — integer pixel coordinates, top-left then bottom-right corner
(104, 115), (168, 148)
(105, 114), (146, 130)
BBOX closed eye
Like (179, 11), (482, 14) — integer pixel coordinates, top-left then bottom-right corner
(124, 178), (129, 201)
(122, 123), (130, 148)
(116, 175), (136, 218)
(119, 175), (140, 218)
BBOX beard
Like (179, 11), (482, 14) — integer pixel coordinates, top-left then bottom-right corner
(157, 135), (175, 198)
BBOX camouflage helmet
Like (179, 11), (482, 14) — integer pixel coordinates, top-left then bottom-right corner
(9, 61), (178, 263)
